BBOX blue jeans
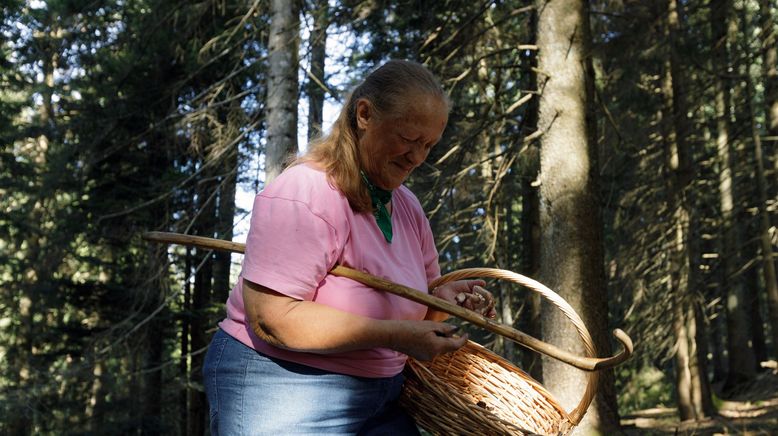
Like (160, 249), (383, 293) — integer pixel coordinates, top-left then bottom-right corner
(203, 329), (421, 435)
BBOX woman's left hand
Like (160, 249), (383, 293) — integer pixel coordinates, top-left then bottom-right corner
(431, 280), (497, 319)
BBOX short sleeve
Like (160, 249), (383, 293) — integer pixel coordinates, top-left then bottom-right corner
(241, 193), (343, 301)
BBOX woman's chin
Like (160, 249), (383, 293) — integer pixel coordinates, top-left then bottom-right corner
(384, 176), (408, 190)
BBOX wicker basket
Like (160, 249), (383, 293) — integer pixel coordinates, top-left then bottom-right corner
(399, 268), (599, 436)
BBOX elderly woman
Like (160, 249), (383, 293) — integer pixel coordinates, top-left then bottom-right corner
(204, 60), (496, 435)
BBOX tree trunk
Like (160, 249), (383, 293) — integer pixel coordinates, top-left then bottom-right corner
(478, 103), (516, 358)
(490, 162), (516, 360)
(143, 315), (165, 432)
(139, 257), (167, 431)
(307, 0), (328, 142)
(760, 0), (778, 190)
(188, 174), (217, 436)
(181, 247), (192, 436)
(742, 2), (778, 358)
(499, 198), (516, 362)
(266, 0), (300, 182)
(212, 149), (237, 303)
(141, 129), (174, 432)
(521, 13), (543, 382)
(691, 301), (716, 416)
(493, 207), (516, 360)
(745, 73), (778, 358)
(10, 26), (61, 433)
(188, 248), (211, 436)
(709, 308), (727, 383)
(521, 176), (542, 382)
(129, 348), (142, 432)
(660, 0), (714, 419)
(535, 0), (620, 432)
(748, 251), (768, 365)
(711, 0), (757, 391)
(85, 360), (105, 432)
(673, 297), (695, 421)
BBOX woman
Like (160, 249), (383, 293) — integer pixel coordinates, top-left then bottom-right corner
(204, 60), (496, 435)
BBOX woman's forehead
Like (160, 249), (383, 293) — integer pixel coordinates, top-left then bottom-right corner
(398, 94), (447, 118)
(392, 111), (447, 145)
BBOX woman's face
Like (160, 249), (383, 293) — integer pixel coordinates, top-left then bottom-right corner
(356, 94), (448, 190)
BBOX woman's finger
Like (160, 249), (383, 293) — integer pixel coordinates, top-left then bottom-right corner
(468, 279), (486, 289)
(472, 285), (490, 298)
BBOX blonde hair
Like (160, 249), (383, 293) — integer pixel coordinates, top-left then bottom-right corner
(295, 60), (450, 212)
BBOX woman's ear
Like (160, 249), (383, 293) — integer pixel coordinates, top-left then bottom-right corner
(355, 99), (372, 130)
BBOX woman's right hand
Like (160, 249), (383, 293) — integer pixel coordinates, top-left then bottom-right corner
(389, 320), (468, 361)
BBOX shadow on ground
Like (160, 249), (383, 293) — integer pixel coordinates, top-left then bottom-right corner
(622, 363), (778, 435)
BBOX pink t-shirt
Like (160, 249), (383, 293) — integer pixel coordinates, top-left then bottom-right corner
(218, 164), (441, 378)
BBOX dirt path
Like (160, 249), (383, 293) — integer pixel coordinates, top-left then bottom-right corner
(622, 365), (778, 435)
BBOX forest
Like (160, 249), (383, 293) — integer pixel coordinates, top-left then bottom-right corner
(1, 0), (777, 434)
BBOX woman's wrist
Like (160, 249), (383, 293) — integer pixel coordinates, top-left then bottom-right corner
(379, 319), (411, 351)
(426, 286), (451, 321)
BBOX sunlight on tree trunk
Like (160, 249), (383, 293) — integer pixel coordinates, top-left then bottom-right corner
(535, 0), (620, 432)
(673, 298), (695, 421)
(85, 361), (104, 432)
(711, 0), (757, 390)
(691, 301), (716, 417)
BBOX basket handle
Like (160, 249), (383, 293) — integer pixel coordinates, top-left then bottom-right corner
(332, 266), (632, 372)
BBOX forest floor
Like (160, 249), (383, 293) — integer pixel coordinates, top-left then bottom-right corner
(622, 362), (778, 435)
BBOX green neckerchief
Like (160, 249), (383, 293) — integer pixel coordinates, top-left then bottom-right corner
(360, 171), (393, 243)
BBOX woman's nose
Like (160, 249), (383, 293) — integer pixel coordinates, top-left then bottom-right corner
(406, 144), (428, 166)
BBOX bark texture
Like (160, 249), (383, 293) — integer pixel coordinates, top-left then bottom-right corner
(535, 0), (620, 432)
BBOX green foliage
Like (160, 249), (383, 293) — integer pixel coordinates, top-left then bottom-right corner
(617, 365), (675, 414)
(0, 0), (266, 433)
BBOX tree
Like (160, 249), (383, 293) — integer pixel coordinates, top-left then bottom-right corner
(535, 0), (620, 432)
(306, 0), (329, 142)
(760, 0), (778, 189)
(711, 0), (757, 390)
(658, 0), (714, 420)
(0, 0), (266, 433)
(744, 23), (778, 361)
(266, 0), (300, 182)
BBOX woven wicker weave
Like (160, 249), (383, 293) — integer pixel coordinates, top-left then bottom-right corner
(401, 341), (573, 435)
(399, 268), (598, 436)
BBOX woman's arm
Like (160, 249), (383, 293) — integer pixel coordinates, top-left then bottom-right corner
(243, 278), (468, 361)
